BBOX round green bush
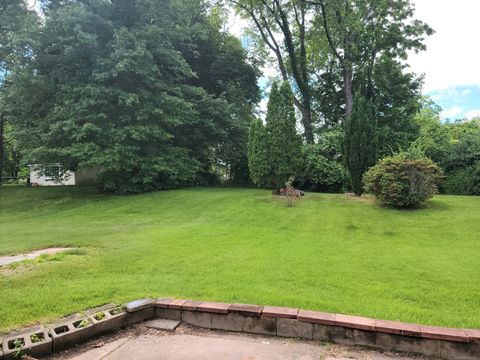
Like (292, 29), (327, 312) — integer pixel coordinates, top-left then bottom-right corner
(363, 153), (443, 208)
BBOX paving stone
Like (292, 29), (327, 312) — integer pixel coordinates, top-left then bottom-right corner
(335, 314), (375, 331)
(168, 300), (188, 310)
(262, 306), (298, 319)
(196, 302), (230, 314)
(229, 304), (263, 317)
(126, 298), (154, 312)
(298, 310), (335, 325)
(419, 325), (469, 342)
(155, 298), (175, 309)
(375, 320), (421, 337)
(144, 319), (180, 332)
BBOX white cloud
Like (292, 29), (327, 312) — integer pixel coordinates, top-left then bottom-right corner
(464, 109), (480, 119)
(408, 0), (480, 92)
(441, 106), (463, 119)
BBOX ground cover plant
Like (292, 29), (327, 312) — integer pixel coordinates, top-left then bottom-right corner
(0, 186), (479, 332)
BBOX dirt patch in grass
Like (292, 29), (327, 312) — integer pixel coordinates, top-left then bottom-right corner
(0, 247), (78, 267)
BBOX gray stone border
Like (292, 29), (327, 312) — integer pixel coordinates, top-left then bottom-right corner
(0, 298), (479, 359)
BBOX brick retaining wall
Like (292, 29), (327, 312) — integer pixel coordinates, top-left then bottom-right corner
(1, 298), (479, 359)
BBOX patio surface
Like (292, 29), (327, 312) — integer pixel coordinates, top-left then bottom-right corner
(45, 324), (425, 360)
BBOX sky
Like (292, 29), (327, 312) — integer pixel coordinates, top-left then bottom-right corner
(228, 0), (480, 121)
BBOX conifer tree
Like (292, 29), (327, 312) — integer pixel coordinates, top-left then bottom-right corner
(344, 95), (377, 195)
(247, 118), (268, 187)
(248, 82), (303, 190)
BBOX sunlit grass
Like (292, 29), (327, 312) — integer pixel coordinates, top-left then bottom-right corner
(0, 186), (479, 332)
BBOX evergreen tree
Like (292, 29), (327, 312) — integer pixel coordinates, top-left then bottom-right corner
(248, 82), (303, 190)
(247, 118), (268, 187)
(344, 95), (377, 196)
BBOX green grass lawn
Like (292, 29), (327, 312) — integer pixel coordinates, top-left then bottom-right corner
(0, 186), (479, 332)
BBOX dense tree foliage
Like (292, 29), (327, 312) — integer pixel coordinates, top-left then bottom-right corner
(411, 101), (480, 195)
(248, 82), (303, 189)
(343, 95), (376, 195)
(3, 0), (259, 193)
(0, 0), (39, 184)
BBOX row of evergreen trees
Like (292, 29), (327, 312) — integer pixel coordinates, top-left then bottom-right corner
(248, 81), (377, 196)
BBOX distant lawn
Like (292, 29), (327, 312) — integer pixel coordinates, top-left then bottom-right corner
(0, 186), (479, 332)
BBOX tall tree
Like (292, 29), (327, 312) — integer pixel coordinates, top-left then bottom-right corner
(0, 0), (39, 184)
(344, 94), (376, 195)
(248, 118), (268, 186)
(232, 0), (316, 143)
(248, 82), (303, 189)
(312, 0), (433, 120)
(4, 0), (259, 193)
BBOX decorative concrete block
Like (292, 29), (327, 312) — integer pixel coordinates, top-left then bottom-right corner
(182, 311), (212, 328)
(2, 327), (51, 360)
(49, 318), (94, 353)
(242, 316), (276, 336)
(91, 307), (127, 336)
(154, 308), (182, 321)
(276, 318), (313, 339)
(210, 313), (243, 332)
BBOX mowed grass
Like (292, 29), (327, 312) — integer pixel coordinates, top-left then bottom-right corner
(0, 186), (479, 332)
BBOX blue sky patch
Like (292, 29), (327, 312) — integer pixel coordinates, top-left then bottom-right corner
(428, 85), (480, 121)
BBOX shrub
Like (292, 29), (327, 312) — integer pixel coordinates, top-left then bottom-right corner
(301, 143), (347, 193)
(363, 152), (443, 208)
(443, 162), (480, 195)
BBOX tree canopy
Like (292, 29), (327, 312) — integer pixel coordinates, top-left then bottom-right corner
(3, 0), (259, 192)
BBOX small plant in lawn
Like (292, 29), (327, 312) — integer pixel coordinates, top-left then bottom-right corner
(94, 312), (106, 321)
(281, 177), (302, 207)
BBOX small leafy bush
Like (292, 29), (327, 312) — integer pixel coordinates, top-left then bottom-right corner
(363, 152), (443, 208)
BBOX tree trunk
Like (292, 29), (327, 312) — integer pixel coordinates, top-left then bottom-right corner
(301, 100), (314, 144)
(0, 117), (4, 186)
(343, 67), (353, 120)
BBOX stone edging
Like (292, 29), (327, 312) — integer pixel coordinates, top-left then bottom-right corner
(1, 298), (479, 359)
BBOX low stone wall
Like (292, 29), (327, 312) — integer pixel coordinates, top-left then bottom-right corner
(1, 299), (479, 359)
